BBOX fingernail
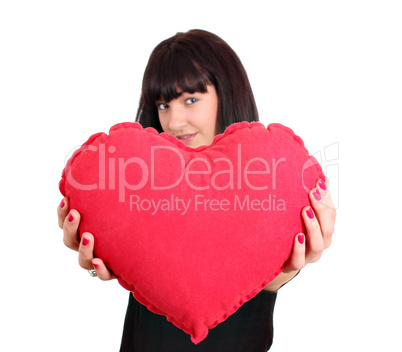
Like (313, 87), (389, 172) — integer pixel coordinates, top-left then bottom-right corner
(93, 263), (99, 269)
(318, 179), (327, 191)
(60, 199), (65, 208)
(67, 213), (74, 222)
(306, 207), (314, 219)
(298, 234), (305, 245)
(313, 189), (322, 201)
(82, 237), (89, 247)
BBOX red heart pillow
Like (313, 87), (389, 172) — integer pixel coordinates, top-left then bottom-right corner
(59, 121), (323, 344)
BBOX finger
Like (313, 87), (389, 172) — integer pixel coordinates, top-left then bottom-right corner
(57, 197), (69, 229)
(78, 232), (95, 269)
(92, 258), (116, 281)
(302, 205), (325, 263)
(63, 209), (81, 251)
(315, 178), (336, 211)
(283, 233), (306, 273)
(311, 180), (336, 248)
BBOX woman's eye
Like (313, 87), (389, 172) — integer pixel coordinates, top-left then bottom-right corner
(156, 103), (168, 110)
(185, 97), (198, 105)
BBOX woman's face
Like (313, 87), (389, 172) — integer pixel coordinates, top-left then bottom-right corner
(156, 85), (219, 148)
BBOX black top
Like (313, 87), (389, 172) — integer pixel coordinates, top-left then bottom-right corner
(120, 290), (277, 352)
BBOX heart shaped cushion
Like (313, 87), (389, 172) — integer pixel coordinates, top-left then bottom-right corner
(59, 121), (323, 344)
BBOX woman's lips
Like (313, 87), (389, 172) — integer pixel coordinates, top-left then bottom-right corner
(176, 133), (197, 145)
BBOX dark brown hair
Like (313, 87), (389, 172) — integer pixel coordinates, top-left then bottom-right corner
(135, 29), (259, 134)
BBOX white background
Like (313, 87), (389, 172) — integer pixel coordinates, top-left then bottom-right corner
(1, 1), (401, 351)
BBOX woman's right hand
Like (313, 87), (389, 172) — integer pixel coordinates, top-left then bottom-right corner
(58, 197), (115, 281)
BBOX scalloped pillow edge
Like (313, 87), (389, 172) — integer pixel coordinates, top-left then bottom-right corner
(59, 121), (321, 196)
(116, 262), (286, 344)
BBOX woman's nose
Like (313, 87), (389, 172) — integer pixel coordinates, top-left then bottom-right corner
(168, 106), (187, 131)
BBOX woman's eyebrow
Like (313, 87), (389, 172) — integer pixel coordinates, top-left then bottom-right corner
(157, 90), (196, 104)
(179, 91), (199, 96)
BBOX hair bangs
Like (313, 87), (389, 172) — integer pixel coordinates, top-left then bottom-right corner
(143, 49), (211, 105)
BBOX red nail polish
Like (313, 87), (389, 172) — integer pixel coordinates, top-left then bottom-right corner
(93, 263), (99, 269)
(313, 190), (322, 201)
(318, 179), (327, 191)
(298, 234), (305, 245)
(82, 237), (89, 246)
(306, 207), (314, 219)
(60, 199), (65, 208)
(67, 213), (74, 222)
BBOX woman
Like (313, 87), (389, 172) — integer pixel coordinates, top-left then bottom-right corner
(58, 29), (336, 351)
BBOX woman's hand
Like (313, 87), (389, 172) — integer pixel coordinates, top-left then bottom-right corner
(263, 177), (336, 291)
(57, 197), (115, 281)
(284, 177), (335, 271)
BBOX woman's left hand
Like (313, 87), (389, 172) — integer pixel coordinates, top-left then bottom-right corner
(284, 177), (336, 273)
(263, 177), (336, 291)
